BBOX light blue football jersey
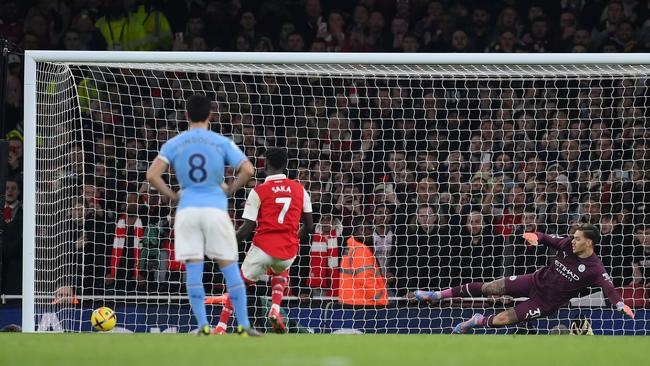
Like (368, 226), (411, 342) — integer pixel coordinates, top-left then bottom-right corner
(158, 128), (247, 211)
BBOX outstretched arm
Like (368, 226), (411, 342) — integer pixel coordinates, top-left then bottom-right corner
(595, 273), (634, 319)
(522, 232), (570, 251)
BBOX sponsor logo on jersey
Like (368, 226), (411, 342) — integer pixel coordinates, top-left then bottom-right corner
(554, 260), (580, 281)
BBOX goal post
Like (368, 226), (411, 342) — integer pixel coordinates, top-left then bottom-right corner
(23, 51), (650, 334)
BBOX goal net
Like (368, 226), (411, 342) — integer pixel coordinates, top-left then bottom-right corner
(24, 52), (648, 334)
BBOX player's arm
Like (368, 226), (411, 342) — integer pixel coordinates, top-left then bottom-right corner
(146, 158), (178, 202)
(298, 188), (314, 242)
(522, 231), (568, 250)
(299, 212), (313, 242)
(224, 160), (254, 196)
(238, 188), (260, 243)
(236, 219), (257, 243)
(595, 273), (635, 319)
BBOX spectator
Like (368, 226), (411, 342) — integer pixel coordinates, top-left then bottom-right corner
(324, 10), (347, 52)
(448, 211), (504, 286)
(296, 0), (325, 44)
(631, 224), (650, 287)
(277, 22), (296, 51)
(306, 212), (342, 297)
(286, 32), (305, 52)
(366, 11), (387, 50)
(371, 205), (396, 289)
(395, 205), (447, 296)
(388, 17), (409, 52)
(1, 178), (23, 295)
(105, 192), (146, 291)
(7, 137), (23, 179)
(238, 11), (257, 41)
(521, 16), (552, 52)
(467, 5), (494, 52)
(450, 30), (472, 52)
(489, 29), (523, 52)
(0, 1), (23, 44)
(559, 11), (578, 51)
(592, 0), (625, 49)
(599, 214), (636, 287)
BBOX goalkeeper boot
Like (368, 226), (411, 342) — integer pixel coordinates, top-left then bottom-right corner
(413, 290), (441, 304)
(197, 324), (212, 336)
(267, 307), (287, 334)
(237, 325), (263, 337)
(452, 313), (484, 334)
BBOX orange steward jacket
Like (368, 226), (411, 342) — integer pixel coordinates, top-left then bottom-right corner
(338, 236), (388, 306)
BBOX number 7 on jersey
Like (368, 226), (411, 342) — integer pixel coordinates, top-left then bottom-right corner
(275, 197), (291, 224)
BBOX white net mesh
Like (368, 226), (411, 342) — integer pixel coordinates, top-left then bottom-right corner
(31, 60), (649, 334)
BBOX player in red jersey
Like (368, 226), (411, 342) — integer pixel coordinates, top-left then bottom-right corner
(215, 147), (313, 334)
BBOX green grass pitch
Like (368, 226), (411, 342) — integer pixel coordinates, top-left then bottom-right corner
(1, 333), (647, 366)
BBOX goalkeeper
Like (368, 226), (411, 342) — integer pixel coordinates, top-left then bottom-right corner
(412, 224), (635, 333)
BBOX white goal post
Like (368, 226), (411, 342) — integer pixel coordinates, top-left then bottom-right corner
(23, 51), (649, 334)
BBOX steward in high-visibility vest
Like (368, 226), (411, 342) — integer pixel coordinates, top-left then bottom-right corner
(339, 235), (388, 306)
(95, 4), (147, 51)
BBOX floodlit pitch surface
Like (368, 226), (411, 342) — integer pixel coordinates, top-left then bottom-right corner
(1, 333), (647, 366)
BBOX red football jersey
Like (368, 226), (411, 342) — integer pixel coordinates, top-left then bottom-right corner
(242, 174), (312, 260)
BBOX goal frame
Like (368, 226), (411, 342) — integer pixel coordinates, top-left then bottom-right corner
(22, 51), (650, 332)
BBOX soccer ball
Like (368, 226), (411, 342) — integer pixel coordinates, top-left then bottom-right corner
(91, 307), (117, 331)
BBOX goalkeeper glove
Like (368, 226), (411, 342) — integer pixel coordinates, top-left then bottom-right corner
(616, 301), (635, 319)
(522, 232), (539, 247)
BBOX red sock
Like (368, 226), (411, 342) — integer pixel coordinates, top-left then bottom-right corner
(218, 298), (233, 326)
(270, 270), (288, 309)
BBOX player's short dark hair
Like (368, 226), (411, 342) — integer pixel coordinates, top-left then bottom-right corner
(265, 147), (288, 171)
(577, 223), (600, 245)
(185, 94), (211, 122)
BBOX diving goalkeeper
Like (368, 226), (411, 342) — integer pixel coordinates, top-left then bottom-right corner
(412, 224), (635, 333)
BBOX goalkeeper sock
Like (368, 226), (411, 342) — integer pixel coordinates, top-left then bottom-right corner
(221, 262), (251, 329)
(186, 261), (209, 328)
(451, 282), (484, 297)
(477, 314), (496, 328)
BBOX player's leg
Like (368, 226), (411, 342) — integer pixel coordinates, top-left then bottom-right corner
(453, 293), (549, 334)
(215, 246), (266, 334)
(452, 308), (518, 334)
(174, 208), (211, 335)
(414, 273), (534, 303)
(205, 209), (260, 336)
(413, 282), (488, 303)
(267, 256), (295, 334)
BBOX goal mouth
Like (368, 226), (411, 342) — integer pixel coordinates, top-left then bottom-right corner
(22, 52), (649, 334)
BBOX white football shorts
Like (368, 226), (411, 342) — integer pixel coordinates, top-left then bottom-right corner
(241, 244), (295, 282)
(174, 207), (238, 261)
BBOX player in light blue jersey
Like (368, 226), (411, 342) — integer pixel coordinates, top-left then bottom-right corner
(147, 94), (261, 337)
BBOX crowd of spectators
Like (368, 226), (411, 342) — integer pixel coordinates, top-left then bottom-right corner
(0, 0), (649, 308)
